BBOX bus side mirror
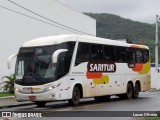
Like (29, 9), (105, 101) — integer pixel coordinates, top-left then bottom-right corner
(7, 53), (17, 69)
(52, 49), (68, 64)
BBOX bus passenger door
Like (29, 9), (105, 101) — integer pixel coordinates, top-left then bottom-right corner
(56, 52), (70, 100)
(57, 77), (68, 100)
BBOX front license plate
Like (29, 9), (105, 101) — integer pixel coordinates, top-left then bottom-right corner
(29, 96), (36, 100)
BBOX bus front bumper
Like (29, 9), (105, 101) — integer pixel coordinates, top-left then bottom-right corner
(15, 90), (59, 102)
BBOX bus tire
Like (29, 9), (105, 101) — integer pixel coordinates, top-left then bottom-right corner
(35, 101), (46, 107)
(126, 83), (133, 99)
(68, 86), (80, 106)
(133, 83), (140, 98)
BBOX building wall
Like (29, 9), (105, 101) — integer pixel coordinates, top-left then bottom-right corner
(151, 63), (160, 90)
(0, 0), (96, 81)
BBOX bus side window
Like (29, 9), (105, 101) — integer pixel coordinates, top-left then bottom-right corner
(143, 49), (149, 63)
(126, 48), (136, 63)
(90, 44), (103, 61)
(136, 49), (143, 63)
(115, 47), (126, 63)
(90, 44), (97, 61)
(75, 43), (90, 65)
(97, 45), (103, 61)
(104, 45), (115, 62)
(57, 52), (71, 79)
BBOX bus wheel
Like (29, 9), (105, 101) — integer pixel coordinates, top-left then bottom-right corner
(133, 83), (140, 98)
(35, 101), (46, 107)
(68, 86), (80, 106)
(126, 83), (133, 99)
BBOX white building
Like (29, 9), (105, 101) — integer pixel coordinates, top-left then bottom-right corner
(0, 0), (96, 80)
(151, 63), (160, 90)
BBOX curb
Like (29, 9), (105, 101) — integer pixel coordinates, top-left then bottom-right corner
(149, 88), (160, 92)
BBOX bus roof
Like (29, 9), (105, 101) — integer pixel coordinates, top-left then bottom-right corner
(22, 34), (149, 49)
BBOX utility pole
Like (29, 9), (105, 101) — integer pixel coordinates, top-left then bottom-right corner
(155, 15), (159, 72)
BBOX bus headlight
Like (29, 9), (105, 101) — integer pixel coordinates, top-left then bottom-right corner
(43, 86), (53, 92)
(43, 84), (55, 92)
(48, 87), (53, 90)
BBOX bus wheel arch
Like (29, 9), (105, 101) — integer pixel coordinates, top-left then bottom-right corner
(68, 83), (83, 106)
(75, 84), (83, 98)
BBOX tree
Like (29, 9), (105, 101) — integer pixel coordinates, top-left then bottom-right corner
(0, 74), (15, 94)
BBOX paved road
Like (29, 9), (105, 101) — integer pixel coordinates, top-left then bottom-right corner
(0, 91), (160, 120)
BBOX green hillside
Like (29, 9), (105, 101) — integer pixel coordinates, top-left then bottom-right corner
(86, 13), (157, 62)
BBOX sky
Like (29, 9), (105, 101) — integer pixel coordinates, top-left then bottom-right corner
(58, 0), (160, 24)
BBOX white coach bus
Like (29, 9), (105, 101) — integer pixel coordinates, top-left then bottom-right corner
(8, 34), (150, 107)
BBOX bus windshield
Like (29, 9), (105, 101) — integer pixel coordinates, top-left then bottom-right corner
(15, 46), (58, 86)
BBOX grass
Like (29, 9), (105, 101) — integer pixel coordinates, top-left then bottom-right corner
(137, 117), (160, 120)
(0, 92), (14, 97)
(143, 118), (160, 120)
